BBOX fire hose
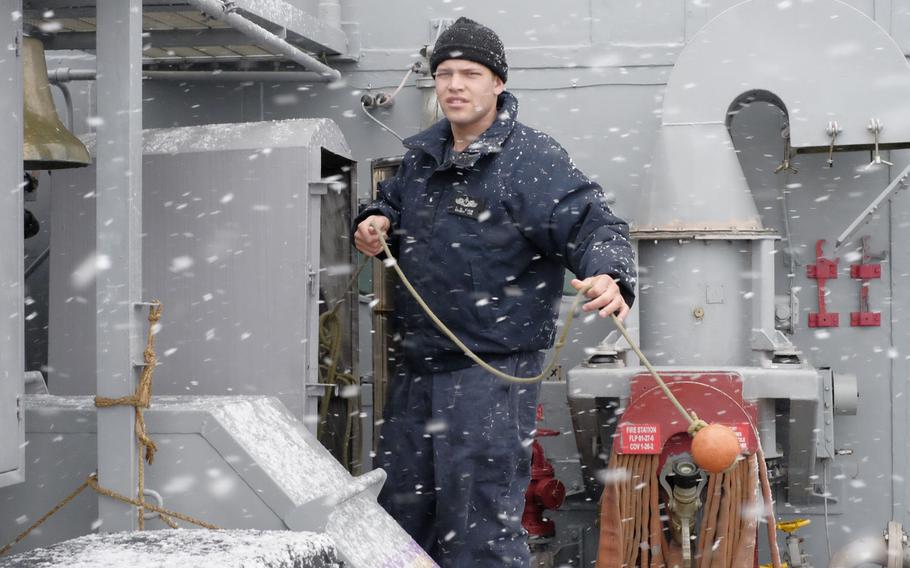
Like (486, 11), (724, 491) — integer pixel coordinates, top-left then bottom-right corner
(597, 451), (768, 568)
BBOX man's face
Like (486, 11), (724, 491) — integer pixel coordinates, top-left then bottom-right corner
(434, 59), (504, 132)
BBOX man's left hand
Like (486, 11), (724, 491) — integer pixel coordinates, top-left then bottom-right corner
(570, 275), (630, 320)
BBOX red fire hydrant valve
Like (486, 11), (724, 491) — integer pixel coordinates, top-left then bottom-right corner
(522, 428), (567, 537)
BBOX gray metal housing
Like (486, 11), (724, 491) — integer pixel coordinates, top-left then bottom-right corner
(49, 119), (351, 422)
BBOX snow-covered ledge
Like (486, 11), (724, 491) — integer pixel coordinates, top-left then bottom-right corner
(0, 529), (339, 568)
(0, 396), (437, 568)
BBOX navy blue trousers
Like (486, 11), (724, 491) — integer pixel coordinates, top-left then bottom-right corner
(376, 352), (543, 568)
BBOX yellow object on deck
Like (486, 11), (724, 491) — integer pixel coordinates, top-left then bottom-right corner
(777, 519), (811, 534)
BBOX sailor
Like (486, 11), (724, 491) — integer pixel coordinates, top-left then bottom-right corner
(353, 16), (636, 567)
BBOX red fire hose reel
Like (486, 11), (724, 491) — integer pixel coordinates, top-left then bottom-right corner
(617, 372), (759, 468)
(522, 426), (567, 538)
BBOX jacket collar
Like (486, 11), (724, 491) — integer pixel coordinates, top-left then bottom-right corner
(403, 91), (519, 168)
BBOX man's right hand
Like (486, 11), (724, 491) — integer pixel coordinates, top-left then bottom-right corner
(354, 215), (391, 257)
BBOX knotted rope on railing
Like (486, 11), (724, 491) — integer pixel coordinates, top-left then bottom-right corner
(1, 302), (221, 556)
(94, 300), (162, 528)
(0, 472), (220, 556)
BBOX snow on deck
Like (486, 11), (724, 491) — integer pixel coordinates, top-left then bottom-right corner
(0, 529), (339, 568)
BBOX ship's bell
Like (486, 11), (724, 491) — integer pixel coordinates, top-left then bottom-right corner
(22, 36), (91, 170)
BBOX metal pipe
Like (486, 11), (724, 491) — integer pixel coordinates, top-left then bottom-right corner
(829, 534), (910, 567)
(49, 68), (332, 83)
(336, 0), (360, 58)
(339, 0), (355, 22)
(319, 0), (342, 30)
(95, 0), (143, 531)
(47, 68), (97, 83)
(142, 70), (331, 82)
(185, 0), (342, 82)
(835, 160), (910, 251)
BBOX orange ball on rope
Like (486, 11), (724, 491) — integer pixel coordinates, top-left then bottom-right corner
(690, 423), (742, 474)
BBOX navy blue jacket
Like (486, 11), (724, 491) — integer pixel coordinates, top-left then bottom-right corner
(354, 91), (636, 373)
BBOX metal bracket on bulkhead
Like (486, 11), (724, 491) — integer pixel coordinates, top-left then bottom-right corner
(807, 239), (839, 328)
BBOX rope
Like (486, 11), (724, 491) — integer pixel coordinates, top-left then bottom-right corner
(1, 301), (224, 556)
(94, 301), (162, 529)
(607, 312), (705, 433)
(86, 474), (220, 530)
(385, 64), (416, 102)
(375, 229), (589, 384)
(374, 224), (709, 419)
(317, 257), (369, 470)
(0, 473), (219, 557)
(94, 301), (161, 462)
(317, 304), (358, 470)
(0, 477), (93, 556)
(2, 302), (218, 554)
(158, 512), (180, 529)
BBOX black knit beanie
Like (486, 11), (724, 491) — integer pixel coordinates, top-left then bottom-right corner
(430, 17), (508, 82)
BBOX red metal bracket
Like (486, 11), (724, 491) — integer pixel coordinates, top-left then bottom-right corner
(850, 236), (882, 327)
(850, 264), (881, 280)
(807, 239), (839, 328)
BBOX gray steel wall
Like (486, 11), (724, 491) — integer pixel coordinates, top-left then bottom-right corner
(32, 0), (910, 563)
(732, 99), (897, 557)
(0, 0), (24, 486)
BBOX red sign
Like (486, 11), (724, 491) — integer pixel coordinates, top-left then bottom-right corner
(618, 422), (755, 456)
(619, 423), (661, 454)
